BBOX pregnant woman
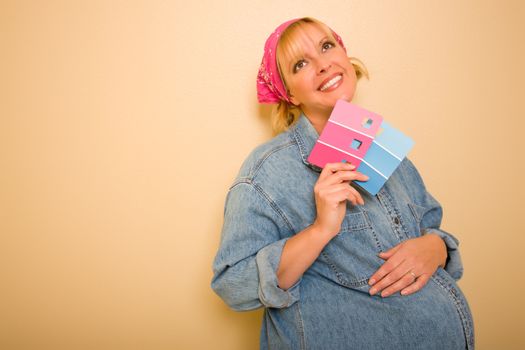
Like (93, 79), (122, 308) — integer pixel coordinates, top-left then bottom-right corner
(211, 17), (474, 350)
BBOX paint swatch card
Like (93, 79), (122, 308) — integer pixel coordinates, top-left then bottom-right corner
(307, 100), (414, 195)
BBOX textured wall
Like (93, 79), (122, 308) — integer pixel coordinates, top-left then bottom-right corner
(1, 0), (524, 349)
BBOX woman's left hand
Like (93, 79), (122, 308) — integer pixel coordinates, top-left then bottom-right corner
(368, 233), (447, 298)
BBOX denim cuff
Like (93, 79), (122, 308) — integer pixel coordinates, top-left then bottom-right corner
(423, 228), (464, 280)
(256, 238), (301, 308)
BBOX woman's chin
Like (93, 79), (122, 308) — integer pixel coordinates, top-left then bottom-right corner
(337, 91), (355, 103)
(328, 93), (353, 107)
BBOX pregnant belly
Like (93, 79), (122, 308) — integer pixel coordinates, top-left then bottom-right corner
(298, 268), (470, 350)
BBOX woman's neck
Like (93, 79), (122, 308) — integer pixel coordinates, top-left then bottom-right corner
(302, 109), (331, 135)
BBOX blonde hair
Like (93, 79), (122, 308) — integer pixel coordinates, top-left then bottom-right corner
(271, 18), (369, 135)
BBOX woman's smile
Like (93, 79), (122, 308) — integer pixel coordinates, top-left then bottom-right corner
(318, 73), (343, 92)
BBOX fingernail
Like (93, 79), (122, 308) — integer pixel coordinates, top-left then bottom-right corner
(369, 288), (377, 295)
(381, 292), (389, 298)
(401, 290), (408, 296)
(368, 278), (375, 285)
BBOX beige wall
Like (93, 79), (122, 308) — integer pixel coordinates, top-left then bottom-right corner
(1, 0), (524, 349)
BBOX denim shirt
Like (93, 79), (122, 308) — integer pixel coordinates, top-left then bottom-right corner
(211, 115), (474, 349)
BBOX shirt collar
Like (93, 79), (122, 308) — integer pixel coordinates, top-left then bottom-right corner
(290, 114), (323, 173)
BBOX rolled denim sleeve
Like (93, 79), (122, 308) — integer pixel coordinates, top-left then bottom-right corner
(422, 227), (463, 280)
(401, 159), (464, 280)
(211, 181), (300, 311)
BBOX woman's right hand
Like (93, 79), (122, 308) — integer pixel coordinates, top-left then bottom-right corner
(312, 162), (368, 240)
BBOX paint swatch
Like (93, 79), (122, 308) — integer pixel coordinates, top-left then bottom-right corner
(308, 100), (414, 195)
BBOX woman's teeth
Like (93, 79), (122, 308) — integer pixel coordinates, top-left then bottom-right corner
(320, 75), (342, 91)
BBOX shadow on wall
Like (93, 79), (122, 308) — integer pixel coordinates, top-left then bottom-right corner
(210, 298), (264, 347)
(256, 103), (276, 136)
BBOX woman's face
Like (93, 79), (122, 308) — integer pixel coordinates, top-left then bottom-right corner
(279, 24), (357, 121)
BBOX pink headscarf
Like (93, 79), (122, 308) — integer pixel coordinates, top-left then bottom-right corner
(256, 18), (346, 104)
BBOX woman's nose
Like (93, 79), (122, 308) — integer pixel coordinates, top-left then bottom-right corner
(316, 58), (331, 74)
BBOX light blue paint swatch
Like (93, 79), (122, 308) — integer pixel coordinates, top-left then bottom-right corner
(354, 121), (414, 195)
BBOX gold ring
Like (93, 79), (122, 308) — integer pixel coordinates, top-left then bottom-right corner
(409, 271), (417, 279)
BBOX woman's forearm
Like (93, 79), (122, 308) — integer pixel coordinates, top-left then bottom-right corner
(276, 224), (332, 290)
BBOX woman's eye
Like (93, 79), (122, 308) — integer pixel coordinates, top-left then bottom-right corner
(322, 41), (335, 51)
(293, 60), (307, 73)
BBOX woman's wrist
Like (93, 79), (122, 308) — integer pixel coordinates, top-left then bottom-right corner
(424, 233), (448, 268)
(309, 221), (338, 246)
